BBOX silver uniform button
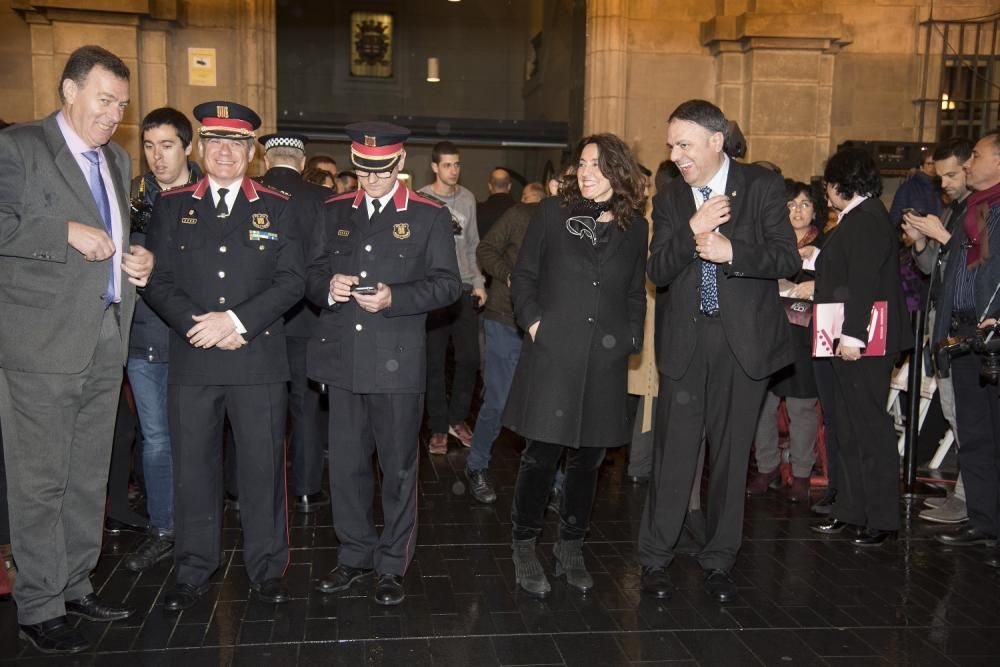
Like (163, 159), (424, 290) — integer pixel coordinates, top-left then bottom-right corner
(355, 323), (363, 331)
(219, 245), (227, 253)
(365, 244), (372, 252)
(360, 271), (367, 278)
(218, 297), (226, 305)
(218, 271), (226, 279)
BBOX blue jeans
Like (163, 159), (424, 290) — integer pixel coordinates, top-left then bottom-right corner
(127, 358), (173, 533)
(468, 319), (522, 472)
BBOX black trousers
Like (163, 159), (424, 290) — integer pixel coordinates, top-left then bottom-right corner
(952, 351), (1000, 536)
(813, 358), (840, 496)
(327, 388), (422, 576)
(169, 383), (289, 587)
(286, 336), (328, 495)
(511, 440), (605, 542)
(425, 292), (480, 433)
(638, 315), (767, 572)
(829, 356), (899, 531)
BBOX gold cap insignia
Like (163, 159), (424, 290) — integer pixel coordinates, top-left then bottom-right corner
(365, 135), (377, 147)
(216, 105), (229, 118)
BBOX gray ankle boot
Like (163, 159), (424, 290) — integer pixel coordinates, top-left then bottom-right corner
(553, 539), (593, 593)
(512, 539), (551, 597)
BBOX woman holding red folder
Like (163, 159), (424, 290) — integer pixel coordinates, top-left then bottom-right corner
(810, 147), (912, 546)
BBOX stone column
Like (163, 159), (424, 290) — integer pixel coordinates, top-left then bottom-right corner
(584, 0), (628, 136)
(702, 7), (851, 180)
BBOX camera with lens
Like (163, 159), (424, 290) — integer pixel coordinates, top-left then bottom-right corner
(130, 195), (153, 235)
(934, 322), (1000, 384)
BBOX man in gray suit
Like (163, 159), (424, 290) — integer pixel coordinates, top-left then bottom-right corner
(0, 45), (154, 654)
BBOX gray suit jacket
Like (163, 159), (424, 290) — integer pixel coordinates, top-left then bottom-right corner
(0, 112), (135, 373)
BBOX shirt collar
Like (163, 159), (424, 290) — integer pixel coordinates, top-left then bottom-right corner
(207, 176), (243, 205)
(56, 110), (96, 155)
(365, 181), (399, 212)
(691, 154), (730, 200)
(837, 194), (868, 222)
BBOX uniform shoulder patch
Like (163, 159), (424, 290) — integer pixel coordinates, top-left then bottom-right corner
(254, 182), (291, 200)
(408, 191), (445, 208)
(324, 191), (358, 204)
(159, 182), (199, 197)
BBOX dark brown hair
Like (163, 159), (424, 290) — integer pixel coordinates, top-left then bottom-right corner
(560, 133), (646, 229)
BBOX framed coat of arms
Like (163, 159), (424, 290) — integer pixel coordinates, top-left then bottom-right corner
(350, 11), (393, 78)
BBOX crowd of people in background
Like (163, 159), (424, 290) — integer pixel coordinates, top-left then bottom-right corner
(1, 44), (999, 656)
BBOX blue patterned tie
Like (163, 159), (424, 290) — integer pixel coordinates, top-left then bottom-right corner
(697, 186), (719, 314)
(82, 150), (116, 307)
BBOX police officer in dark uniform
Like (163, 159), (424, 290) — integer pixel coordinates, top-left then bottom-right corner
(257, 131), (330, 514)
(143, 101), (305, 611)
(308, 122), (460, 605)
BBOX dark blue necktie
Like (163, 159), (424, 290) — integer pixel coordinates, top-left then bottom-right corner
(82, 150), (116, 307)
(697, 186), (719, 314)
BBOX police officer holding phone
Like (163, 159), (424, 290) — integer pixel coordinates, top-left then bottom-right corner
(307, 122), (460, 605)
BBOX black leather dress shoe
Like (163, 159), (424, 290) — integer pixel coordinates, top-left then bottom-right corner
(703, 569), (737, 603)
(936, 526), (998, 546)
(65, 593), (133, 621)
(163, 583), (210, 611)
(104, 516), (148, 535)
(316, 565), (373, 594)
(852, 528), (896, 547)
(640, 566), (672, 599)
(811, 518), (848, 534)
(18, 616), (89, 654)
(374, 573), (405, 606)
(294, 491), (330, 514)
(251, 577), (290, 603)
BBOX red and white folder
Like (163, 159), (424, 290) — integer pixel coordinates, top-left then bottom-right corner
(812, 301), (888, 357)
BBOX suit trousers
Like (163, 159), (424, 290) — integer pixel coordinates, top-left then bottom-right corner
(638, 315), (767, 572)
(327, 388), (422, 576)
(425, 292), (481, 433)
(169, 383), (289, 587)
(829, 356), (900, 531)
(0, 308), (122, 624)
(286, 336), (328, 495)
(952, 351), (1000, 536)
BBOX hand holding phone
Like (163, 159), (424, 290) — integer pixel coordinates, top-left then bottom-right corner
(351, 285), (377, 295)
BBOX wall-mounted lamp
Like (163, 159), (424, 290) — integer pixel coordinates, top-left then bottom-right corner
(427, 57), (440, 82)
(940, 93), (956, 111)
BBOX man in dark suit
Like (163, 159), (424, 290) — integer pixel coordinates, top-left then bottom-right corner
(309, 122), (461, 606)
(477, 167), (516, 238)
(0, 46), (154, 654)
(638, 100), (799, 603)
(143, 101), (304, 611)
(257, 131), (330, 514)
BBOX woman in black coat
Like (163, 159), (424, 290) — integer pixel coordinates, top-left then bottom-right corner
(504, 133), (647, 597)
(810, 148), (912, 546)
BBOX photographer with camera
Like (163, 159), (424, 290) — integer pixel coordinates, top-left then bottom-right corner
(932, 129), (1000, 568)
(903, 138), (974, 525)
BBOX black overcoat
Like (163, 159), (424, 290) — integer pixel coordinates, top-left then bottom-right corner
(503, 197), (647, 448)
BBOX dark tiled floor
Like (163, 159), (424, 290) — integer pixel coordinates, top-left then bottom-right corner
(2, 432), (998, 666)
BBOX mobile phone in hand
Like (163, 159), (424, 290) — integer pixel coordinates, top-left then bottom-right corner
(351, 285), (377, 295)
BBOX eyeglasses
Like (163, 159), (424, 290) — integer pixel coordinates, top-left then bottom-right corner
(356, 169), (395, 180)
(787, 200), (814, 211)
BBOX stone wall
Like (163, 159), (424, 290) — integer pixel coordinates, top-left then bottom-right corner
(585, 0), (1000, 182)
(0, 0), (276, 174)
